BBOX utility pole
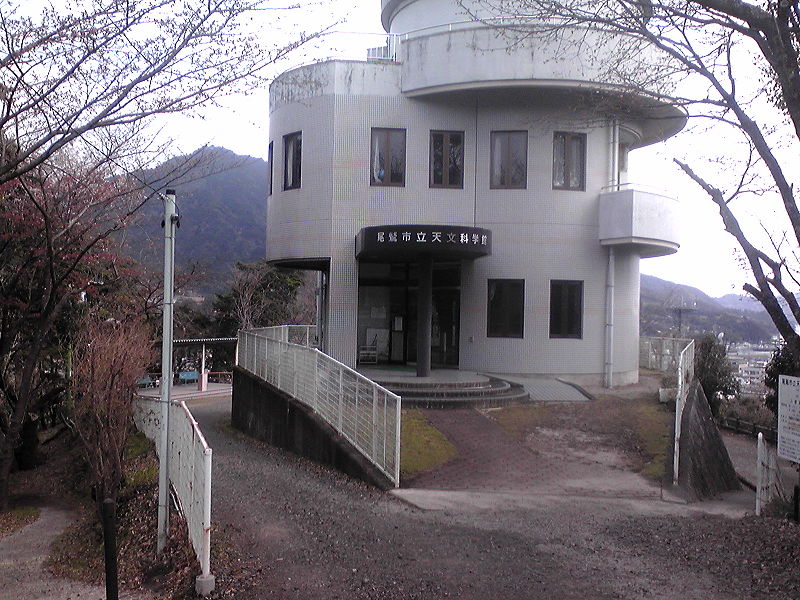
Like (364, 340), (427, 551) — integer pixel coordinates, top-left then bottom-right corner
(158, 189), (178, 553)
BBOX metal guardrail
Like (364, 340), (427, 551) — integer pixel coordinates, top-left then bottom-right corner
(248, 325), (318, 347)
(640, 336), (693, 371)
(134, 398), (213, 588)
(237, 328), (401, 487)
(719, 416), (777, 443)
(672, 340), (695, 485)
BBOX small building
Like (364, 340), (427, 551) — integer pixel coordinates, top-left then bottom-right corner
(266, 0), (685, 386)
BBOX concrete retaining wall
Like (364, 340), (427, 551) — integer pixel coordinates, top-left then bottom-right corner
(231, 367), (394, 490)
(678, 381), (740, 500)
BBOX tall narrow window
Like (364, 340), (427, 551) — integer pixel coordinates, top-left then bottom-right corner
(487, 279), (525, 338)
(371, 128), (406, 186)
(549, 280), (583, 338)
(430, 130), (464, 188)
(267, 141), (273, 196)
(490, 131), (527, 189)
(553, 132), (586, 190)
(283, 132), (301, 190)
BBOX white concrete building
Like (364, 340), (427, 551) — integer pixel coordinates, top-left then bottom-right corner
(266, 0), (685, 386)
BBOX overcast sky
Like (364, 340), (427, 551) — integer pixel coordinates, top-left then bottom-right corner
(163, 0), (788, 300)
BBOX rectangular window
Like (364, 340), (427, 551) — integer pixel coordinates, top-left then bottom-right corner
(487, 279), (524, 338)
(371, 128), (406, 186)
(430, 130), (464, 188)
(283, 132), (301, 190)
(267, 141), (273, 196)
(553, 132), (586, 190)
(550, 280), (583, 338)
(490, 131), (527, 189)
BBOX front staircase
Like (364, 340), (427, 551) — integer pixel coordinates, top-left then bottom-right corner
(363, 370), (530, 408)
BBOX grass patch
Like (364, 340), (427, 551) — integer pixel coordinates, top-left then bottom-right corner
(128, 464), (158, 487)
(630, 402), (673, 481)
(47, 434), (199, 599)
(486, 404), (551, 440)
(0, 505), (41, 538)
(400, 409), (457, 479)
(125, 430), (152, 459)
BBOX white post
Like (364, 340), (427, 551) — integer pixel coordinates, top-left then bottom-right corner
(672, 390), (682, 487)
(194, 448), (215, 595)
(756, 432), (765, 516)
(394, 396), (402, 487)
(338, 369), (343, 432)
(372, 386), (379, 461)
(158, 189), (178, 553)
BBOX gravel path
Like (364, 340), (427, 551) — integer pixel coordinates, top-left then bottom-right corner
(192, 397), (800, 600)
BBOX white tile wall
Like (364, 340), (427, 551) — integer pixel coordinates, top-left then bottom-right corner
(266, 59), (672, 382)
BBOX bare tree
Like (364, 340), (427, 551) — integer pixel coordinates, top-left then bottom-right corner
(0, 0), (324, 184)
(459, 0), (800, 346)
(70, 312), (153, 510)
(212, 261), (305, 334)
(0, 158), (152, 509)
(0, 0), (325, 509)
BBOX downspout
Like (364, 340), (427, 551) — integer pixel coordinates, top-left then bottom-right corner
(604, 246), (615, 388)
(604, 119), (620, 388)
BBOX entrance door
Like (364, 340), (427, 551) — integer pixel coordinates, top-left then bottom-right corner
(431, 288), (460, 367)
(357, 261), (460, 367)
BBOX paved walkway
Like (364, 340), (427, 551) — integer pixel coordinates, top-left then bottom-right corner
(722, 430), (798, 494)
(394, 404), (752, 517)
(190, 397), (774, 600)
(0, 505), (153, 600)
(139, 382), (232, 402)
(488, 374), (591, 402)
(360, 367), (591, 402)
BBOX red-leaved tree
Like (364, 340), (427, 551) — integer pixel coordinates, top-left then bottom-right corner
(0, 161), (148, 509)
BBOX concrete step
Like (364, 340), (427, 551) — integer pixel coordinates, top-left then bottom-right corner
(377, 378), (511, 399)
(375, 375), (529, 409)
(401, 385), (530, 409)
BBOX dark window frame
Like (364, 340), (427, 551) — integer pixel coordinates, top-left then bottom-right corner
(283, 131), (302, 191)
(549, 280), (583, 339)
(370, 127), (406, 187)
(267, 140), (274, 196)
(552, 131), (586, 191)
(487, 278), (525, 338)
(490, 130), (528, 190)
(429, 130), (465, 189)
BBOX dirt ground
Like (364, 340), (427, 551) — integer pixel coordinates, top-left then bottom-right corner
(6, 373), (800, 599)
(189, 379), (799, 600)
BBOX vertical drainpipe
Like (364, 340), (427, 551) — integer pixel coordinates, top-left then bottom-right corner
(604, 120), (619, 388)
(604, 247), (615, 388)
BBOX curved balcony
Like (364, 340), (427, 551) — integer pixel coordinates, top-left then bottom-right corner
(389, 21), (685, 144)
(598, 185), (680, 258)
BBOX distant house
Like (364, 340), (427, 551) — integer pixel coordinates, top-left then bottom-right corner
(265, 0), (685, 386)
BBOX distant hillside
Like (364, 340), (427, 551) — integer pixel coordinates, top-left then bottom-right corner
(117, 148), (784, 340)
(640, 274), (778, 343)
(716, 293), (771, 313)
(123, 147), (267, 295)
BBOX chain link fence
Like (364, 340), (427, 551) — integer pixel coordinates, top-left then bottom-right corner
(640, 336), (693, 372)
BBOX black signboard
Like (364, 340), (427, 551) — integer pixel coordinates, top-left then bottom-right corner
(356, 224), (492, 261)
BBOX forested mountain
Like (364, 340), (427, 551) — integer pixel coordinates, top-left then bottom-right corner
(640, 274), (778, 343)
(122, 146), (267, 295)
(122, 148), (782, 342)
